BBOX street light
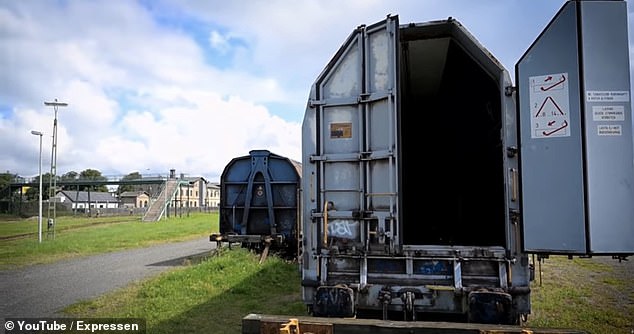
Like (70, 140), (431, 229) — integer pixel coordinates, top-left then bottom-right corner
(31, 130), (43, 243)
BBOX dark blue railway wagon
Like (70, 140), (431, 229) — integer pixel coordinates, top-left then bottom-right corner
(211, 150), (301, 257)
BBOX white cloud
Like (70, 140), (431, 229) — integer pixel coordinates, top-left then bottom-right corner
(0, 0), (303, 181)
(1, 0), (632, 183)
(209, 30), (231, 54)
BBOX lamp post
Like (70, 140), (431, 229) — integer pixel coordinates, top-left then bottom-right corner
(31, 130), (43, 243)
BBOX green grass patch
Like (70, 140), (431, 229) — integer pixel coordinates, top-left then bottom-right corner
(526, 256), (633, 334)
(64, 248), (306, 334)
(4, 213), (632, 334)
(0, 215), (131, 238)
(0, 212), (218, 269)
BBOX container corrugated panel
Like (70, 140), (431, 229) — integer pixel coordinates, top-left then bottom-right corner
(300, 15), (530, 324)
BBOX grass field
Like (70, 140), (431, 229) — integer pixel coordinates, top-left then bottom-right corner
(0, 212), (216, 269)
(527, 256), (633, 334)
(1, 214), (632, 333)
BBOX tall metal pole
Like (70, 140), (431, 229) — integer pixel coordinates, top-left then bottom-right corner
(44, 99), (68, 239)
(31, 130), (43, 243)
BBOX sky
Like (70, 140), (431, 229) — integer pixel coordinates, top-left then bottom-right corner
(1, 0), (633, 183)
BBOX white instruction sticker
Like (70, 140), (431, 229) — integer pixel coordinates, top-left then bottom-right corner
(529, 73), (570, 139)
(592, 106), (625, 121)
(586, 91), (630, 102)
(597, 125), (622, 136)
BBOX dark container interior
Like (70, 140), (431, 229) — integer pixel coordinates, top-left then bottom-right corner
(398, 22), (506, 247)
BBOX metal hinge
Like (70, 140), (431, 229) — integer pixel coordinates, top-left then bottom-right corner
(509, 209), (520, 224)
(308, 99), (325, 108)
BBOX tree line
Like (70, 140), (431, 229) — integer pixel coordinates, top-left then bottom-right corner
(0, 169), (151, 202)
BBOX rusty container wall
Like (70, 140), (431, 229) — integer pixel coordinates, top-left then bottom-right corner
(216, 150), (301, 251)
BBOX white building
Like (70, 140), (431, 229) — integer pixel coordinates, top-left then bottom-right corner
(56, 190), (119, 210)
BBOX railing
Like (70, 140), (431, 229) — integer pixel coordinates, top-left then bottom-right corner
(10, 175), (169, 186)
(142, 179), (185, 222)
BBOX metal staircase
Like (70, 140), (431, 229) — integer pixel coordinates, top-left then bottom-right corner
(142, 179), (181, 222)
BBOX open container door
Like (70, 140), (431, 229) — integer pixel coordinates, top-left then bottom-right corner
(304, 14), (400, 253)
(300, 15), (401, 313)
(516, 0), (634, 256)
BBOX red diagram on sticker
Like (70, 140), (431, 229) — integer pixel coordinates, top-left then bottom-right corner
(542, 120), (568, 136)
(534, 96), (569, 136)
(534, 96), (564, 117)
(540, 74), (566, 91)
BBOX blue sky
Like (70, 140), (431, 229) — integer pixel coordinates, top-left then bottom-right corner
(1, 0), (632, 182)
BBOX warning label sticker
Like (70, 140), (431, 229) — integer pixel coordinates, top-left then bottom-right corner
(529, 73), (571, 139)
(330, 122), (352, 139)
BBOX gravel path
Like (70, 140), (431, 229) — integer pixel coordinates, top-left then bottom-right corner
(0, 237), (215, 319)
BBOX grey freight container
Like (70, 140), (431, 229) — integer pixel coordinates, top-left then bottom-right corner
(300, 0), (633, 325)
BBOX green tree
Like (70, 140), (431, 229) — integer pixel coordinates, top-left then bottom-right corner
(60, 171), (78, 191)
(0, 171), (17, 187)
(117, 171), (143, 194)
(78, 169), (108, 192)
(39, 173), (55, 200)
(0, 172), (19, 201)
(61, 171), (78, 181)
(23, 173), (53, 201)
(25, 186), (39, 201)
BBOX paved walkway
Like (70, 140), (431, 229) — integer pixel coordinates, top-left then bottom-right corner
(0, 237), (214, 319)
